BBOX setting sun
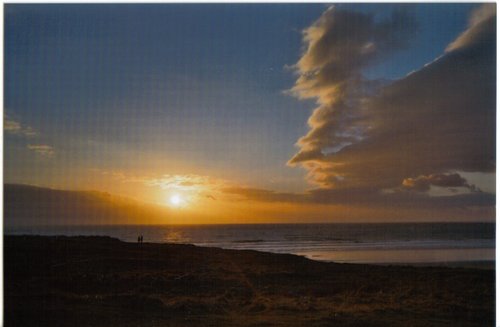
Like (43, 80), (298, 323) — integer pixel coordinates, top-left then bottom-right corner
(169, 194), (182, 207)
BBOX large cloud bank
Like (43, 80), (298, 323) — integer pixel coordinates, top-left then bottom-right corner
(285, 4), (495, 209)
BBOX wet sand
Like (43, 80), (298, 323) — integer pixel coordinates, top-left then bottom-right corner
(297, 248), (495, 266)
(5, 235), (494, 326)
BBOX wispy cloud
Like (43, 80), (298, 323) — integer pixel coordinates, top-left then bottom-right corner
(27, 144), (55, 157)
(95, 170), (231, 200)
(5, 114), (37, 137)
(6, 113), (56, 158)
(146, 174), (228, 192)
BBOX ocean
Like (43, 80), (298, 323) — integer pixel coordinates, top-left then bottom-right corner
(6, 223), (495, 265)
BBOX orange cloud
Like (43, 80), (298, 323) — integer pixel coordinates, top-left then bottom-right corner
(401, 173), (478, 193)
(146, 174), (228, 192)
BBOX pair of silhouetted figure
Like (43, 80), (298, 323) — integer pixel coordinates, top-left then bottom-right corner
(137, 235), (143, 244)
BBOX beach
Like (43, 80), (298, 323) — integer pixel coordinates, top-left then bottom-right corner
(5, 235), (494, 327)
(7, 223), (494, 265)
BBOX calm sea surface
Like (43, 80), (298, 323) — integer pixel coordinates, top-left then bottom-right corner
(6, 223), (495, 265)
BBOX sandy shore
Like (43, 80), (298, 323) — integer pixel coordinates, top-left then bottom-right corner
(5, 235), (494, 326)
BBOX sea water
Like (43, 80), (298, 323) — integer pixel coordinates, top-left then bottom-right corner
(6, 223), (495, 265)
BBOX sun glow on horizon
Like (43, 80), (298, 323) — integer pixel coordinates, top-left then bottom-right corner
(169, 194), (182, 207)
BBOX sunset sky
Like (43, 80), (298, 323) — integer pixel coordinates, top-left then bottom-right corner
(4, 4), (496, 223)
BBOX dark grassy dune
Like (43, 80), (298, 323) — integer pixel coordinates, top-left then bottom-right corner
(5, 236), (494, 327)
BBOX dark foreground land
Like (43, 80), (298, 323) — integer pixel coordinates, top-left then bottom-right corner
(5, 236), (494, 327)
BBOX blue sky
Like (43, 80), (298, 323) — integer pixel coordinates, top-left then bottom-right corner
(6, 4), (325, 190)
(4, 3), (489, 200)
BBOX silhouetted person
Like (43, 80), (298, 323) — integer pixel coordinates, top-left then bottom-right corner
(138, 236), (141, 244)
